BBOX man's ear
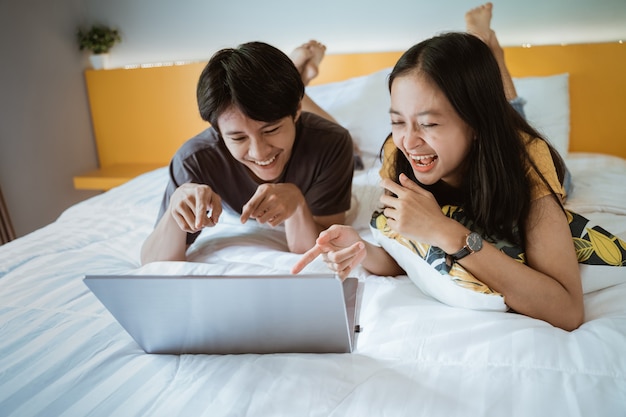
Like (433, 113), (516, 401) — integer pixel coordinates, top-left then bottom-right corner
(294, 101), (303, 122)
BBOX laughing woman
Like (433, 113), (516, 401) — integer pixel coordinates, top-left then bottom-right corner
(293, 31), (585, 331)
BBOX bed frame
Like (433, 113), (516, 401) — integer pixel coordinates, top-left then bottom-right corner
(74, 42), (626, 190)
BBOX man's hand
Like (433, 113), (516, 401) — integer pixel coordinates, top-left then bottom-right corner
(240, 183), (304, 227)
(169, 183), (223, 233)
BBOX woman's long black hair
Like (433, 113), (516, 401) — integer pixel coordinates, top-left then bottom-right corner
(387, 32), (566, 245)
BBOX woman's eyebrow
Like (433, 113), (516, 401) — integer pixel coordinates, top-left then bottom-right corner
(389, 108), (440, 117)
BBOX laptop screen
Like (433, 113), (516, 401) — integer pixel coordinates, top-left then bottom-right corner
(84, 274), (360, 354)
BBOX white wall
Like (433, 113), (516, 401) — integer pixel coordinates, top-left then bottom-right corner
(87, 0), (626, 70)
(1, 0), (625, 238)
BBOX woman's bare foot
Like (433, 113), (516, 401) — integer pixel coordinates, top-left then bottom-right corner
(465, 3), (493, 44)
(466, 2), (517, 100)
(290, 40), (326, 85)
(465, 3), (501, 61)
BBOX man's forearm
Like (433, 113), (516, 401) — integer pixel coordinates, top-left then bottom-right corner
(140, 215), (189, 264)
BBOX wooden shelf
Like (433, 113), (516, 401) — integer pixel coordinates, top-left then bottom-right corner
(73, 163), (165, 191)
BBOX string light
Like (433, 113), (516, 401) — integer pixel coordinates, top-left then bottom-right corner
(124, 60), (195, 70)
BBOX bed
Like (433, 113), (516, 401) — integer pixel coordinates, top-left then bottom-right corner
(2, 42), (626, 417)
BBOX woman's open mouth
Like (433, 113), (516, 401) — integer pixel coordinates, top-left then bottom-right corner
(410, 153), (438, 172)
(411, 153), (437, 166)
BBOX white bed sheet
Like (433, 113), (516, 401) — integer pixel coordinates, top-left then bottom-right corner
(1, 153), (625, 417)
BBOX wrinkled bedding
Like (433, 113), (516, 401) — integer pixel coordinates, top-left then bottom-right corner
(0, 153), (625, 417)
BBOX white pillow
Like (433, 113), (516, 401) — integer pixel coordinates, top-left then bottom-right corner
(307, 69), (570, 158)
(369, 209), (626, 312)
(512, 73), (570, 157)
(370, 224), (508, 312)
(306, 68), (392, 158)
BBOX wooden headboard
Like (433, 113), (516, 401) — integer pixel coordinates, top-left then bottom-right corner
(74, 42), (626, 190)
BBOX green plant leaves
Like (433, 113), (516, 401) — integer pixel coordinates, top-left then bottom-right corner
(77, 25), (121, 54)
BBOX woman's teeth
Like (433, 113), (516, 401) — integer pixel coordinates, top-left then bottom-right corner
(411, 154), (437, 166)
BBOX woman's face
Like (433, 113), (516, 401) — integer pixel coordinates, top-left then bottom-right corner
(217, 105), (300, 183)
(390, 73), (474, 188)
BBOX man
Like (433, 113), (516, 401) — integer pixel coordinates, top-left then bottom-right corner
(141, 41), (354, 264)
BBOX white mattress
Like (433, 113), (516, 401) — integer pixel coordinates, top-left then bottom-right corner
(1, 153), (625, 417)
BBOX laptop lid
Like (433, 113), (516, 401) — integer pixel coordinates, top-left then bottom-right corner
(84, 274), (359, 354)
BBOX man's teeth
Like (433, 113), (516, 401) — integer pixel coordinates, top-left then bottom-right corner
(411, 154), (437, 166)
(254, 156), (276, 166)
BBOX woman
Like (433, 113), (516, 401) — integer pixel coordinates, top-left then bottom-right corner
(293, 32), (583, 331)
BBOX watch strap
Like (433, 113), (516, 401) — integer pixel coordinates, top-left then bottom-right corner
(450, 245), (472, 261)
(449, 232), (482, 261)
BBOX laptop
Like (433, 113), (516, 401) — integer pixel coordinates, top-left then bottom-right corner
(83, 273), (360, 355)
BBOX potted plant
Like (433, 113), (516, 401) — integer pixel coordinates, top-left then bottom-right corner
(77, 24), (121, 69)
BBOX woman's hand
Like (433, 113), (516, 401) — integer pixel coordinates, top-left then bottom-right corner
(291, 225), (366, 279)
(380, 173), (451, 246)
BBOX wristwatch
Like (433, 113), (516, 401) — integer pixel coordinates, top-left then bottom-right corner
(449, 232), (483, 261)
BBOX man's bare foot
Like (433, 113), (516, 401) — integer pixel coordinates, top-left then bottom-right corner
(289, 42), (313, 79)
(290, 40), (326, 85)
(304, 40), (326, 85)
(292, 40), (362, 166)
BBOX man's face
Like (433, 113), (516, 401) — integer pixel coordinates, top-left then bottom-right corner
(217, 105), (300, 183)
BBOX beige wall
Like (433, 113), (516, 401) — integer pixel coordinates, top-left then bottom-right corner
(0, 0), (100, 237)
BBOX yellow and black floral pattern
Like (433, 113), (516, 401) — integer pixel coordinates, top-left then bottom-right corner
(370, 206), (626, 295)
(567, 210), (626, 266)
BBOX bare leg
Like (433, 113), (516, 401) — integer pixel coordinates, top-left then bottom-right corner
(289, 40), (326, 86)
(465, 2), (518, 100)
(303, 40), (326, 85)
(290, 40), (338, 123)
(289, 42), (313, 83)
(290, 40), (363, 167)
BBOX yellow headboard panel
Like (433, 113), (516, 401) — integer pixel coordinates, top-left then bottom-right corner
(505, 42), (626, 159)
(84, 62), (208, 167)
(77, 42), (625, 190)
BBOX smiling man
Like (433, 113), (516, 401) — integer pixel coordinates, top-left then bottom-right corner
(141, 41), (354, 264)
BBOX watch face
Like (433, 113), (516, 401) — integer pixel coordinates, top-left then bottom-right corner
(467, 232), (483, 252)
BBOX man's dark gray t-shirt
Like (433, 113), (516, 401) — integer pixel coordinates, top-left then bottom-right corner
(157, 112), (354, 244)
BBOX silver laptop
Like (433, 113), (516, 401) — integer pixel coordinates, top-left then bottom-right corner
(84, 274), (360, 354)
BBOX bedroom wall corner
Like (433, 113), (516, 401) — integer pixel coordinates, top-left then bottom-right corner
(0, 0), (100, 238)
